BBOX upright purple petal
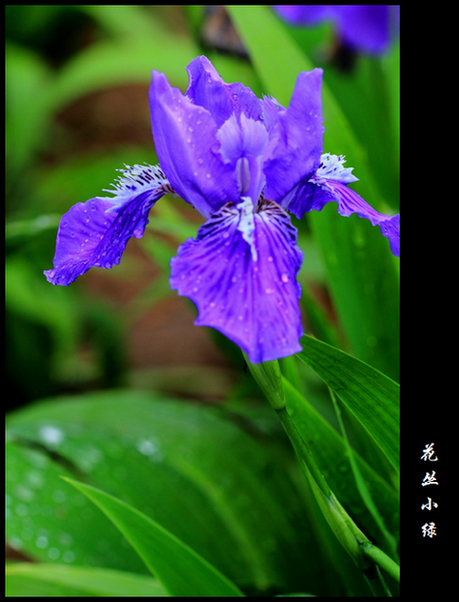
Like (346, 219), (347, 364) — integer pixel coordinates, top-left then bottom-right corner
(216, 113), (269, 205)
(170, 199), (304, 363)
(44, 165), (171, 285)
(263, 68), (324, 206)
(150, 69), (238, 218)
(185, 56), (263, 126)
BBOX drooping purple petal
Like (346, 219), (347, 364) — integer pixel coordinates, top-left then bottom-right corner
(170, 199), (304, 363)
(288, 155), (400, 256)
(323, 179), (400, 256)
(263, 68), (324, 206)
(44, 164), (171, 285)
(150, 69), (239, 219)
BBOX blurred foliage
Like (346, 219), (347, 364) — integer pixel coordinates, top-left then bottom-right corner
(6, 5), (399, 597)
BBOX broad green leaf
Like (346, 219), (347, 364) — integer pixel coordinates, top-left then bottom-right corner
(62, 478), (244, 597)
(227, 5), (400, 381)
(6, 563), (167, 597)
(6, 392), (317, 592)
(296, 335), (399, 472)
(6, 438), (148, 576)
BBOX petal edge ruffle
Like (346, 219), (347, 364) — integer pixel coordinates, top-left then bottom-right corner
(44, 165), (171, 285)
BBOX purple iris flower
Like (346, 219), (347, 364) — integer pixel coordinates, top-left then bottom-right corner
(44, 56), (399, 363)
(273, 5), (400, 55)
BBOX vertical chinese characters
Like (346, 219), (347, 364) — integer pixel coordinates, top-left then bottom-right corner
(420, 443), (438, 538)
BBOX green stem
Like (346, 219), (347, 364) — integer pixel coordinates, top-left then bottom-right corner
(276, 405), (372, 571)
(275, 406), (331, 499)
(242, 354), (285, 411)
(245, 356), (400, 589)
(362, 543), (400, 583)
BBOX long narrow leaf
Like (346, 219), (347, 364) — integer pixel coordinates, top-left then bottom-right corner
(328, 388), (399, 560)
(281, 378), (399, 546)
(62, 478), (245, 597)
(296, 334), (399, 472)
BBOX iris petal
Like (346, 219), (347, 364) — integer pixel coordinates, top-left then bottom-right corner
(263, 68), (324, 206)
(150, 69), (238, 218)
(217, 113), (269, 203)
(170, 199), (303, 363)
(44, 165), (171, 285)
(285, 154), (400, 256)
(324, 179), (400, 256)
(185, 56), (263, 126)
(290, 176), (400, 257)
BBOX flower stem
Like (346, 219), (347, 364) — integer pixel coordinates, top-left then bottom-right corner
(362, 543), (400, 583)
(275, 405), (370, 570)
(242, 354), (286, 410)
(275, 405), (331, 499)
(245, 356), (400, 589)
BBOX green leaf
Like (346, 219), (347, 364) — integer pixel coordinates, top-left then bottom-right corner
(6, 392), (316, 592)
(281, 378), (399, 553)
(296, 335), (399, 472)
(62, 477), (244, 597)
(328, 388), (398, 560)
(6, 563), (167, 597)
